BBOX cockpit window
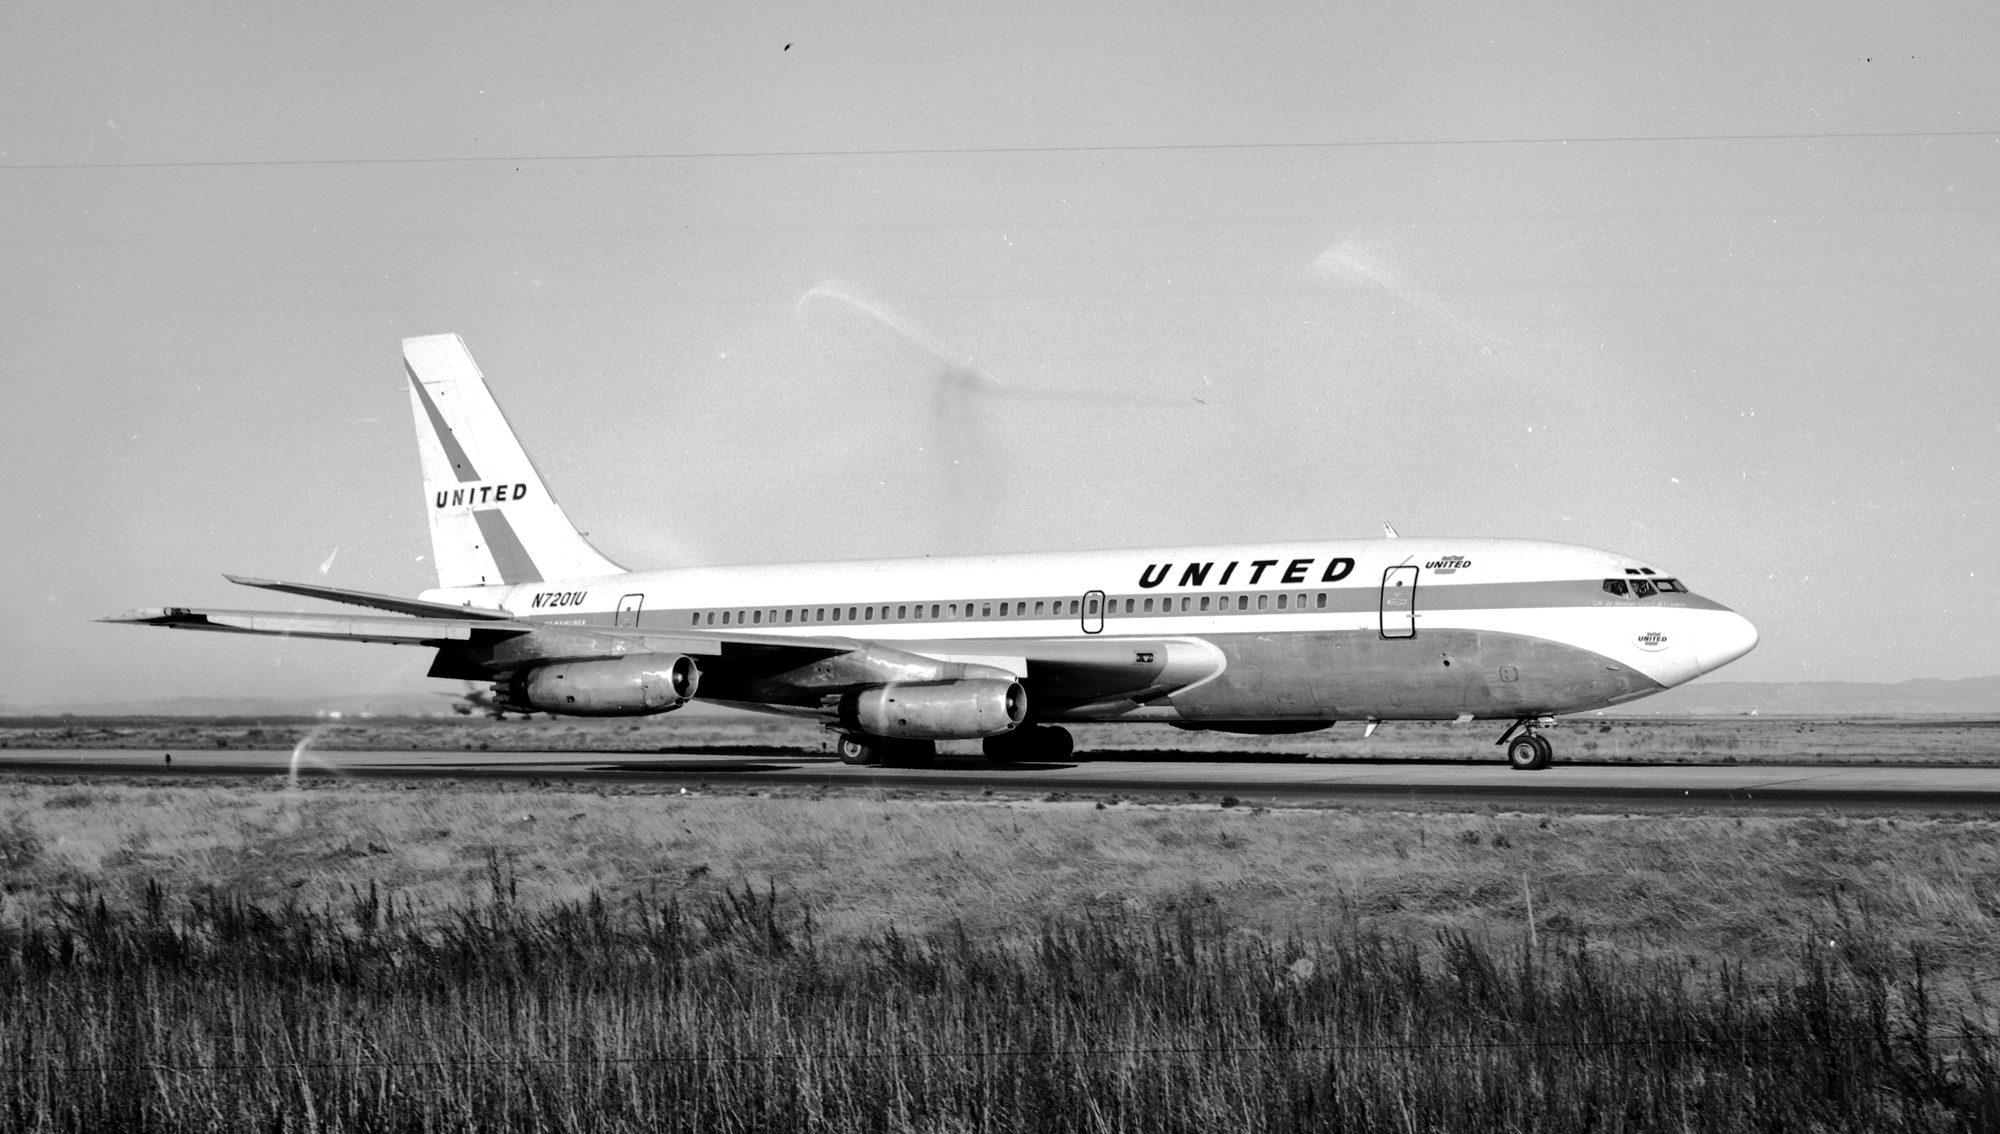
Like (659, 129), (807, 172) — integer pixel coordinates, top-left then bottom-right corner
(1632, 579), (1657, 598)
(1602, 578), (1629, 596)
(1656, 578), (1686, 593)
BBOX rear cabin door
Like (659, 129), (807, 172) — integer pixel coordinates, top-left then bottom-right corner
(1379, 566), (1417, 639)
(1082, 590), (1105, 634)
(615, 593), (644, 628)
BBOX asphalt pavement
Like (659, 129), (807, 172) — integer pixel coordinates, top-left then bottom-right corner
(7, 748), (2000, 811)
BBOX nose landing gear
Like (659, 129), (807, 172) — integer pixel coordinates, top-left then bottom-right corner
(1497, 717), (1556, 771)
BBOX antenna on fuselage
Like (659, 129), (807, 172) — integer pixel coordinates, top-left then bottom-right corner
(1382, 523), (1400, 538)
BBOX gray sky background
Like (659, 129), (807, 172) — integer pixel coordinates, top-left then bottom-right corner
(3, 2), (1996, 707)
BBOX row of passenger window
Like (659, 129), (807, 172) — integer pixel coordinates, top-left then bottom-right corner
(689, 591), (1338, 627)
(1602, 577), (1687, 598)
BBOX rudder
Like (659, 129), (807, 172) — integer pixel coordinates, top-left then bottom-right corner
(404, 334), (623, 589)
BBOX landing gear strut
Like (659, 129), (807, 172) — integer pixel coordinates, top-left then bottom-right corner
(1497, 716), (1555, 771)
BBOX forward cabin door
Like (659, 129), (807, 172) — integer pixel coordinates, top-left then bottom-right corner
(615, 593), (644, 628)
(1379, 566), (1417, 638)
(1082, 590), (1105, 635)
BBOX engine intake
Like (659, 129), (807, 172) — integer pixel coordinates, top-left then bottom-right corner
(502, 654), (699, 716)
(845, 679), (1027, 740)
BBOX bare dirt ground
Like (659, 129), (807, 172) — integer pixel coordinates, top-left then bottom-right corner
(6, 711), (2000, 765)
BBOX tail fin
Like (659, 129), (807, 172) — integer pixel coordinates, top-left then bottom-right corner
(403, 334), (623, 589)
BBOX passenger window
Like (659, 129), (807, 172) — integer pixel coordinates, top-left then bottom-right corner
(708, 612), (717, 625)
(1069, 600), (1079, 615)
(1603, 579), (1629, 596)
(1298, 593), (1307, 608)
(848, 607), (858, 620)
(1200, 596), (1211, 611)
(1001, 602), (1010, 616)
(722, 611), (731, 625)
(1276, 594), (1288, 610)
(1034, 601), (1045, 615)
(1237, 595), (1248, 610)
(816, 608), (826, 622)
(1632, 580), (1657, 599)
(980, 603), (990, 617)
(1316, 592), (1327, 609)
(1124, 599), (1135, 613)
(1181, 597), (1190, 612)
(1257, 594), (1268, 610)
(753, 611), (762, 624)
(1143, 598), (1153, 613)
(831, 608), (841, 621)
(784, 610), (793, 623)
(862, 607), (872, 621)
(691, 612), (701, 626)
(930, 604), (940, 618)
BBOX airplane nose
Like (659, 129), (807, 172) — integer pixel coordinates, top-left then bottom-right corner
(1697, 611), (1759, 674)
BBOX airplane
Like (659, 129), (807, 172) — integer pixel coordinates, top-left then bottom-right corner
(104, 334), (1758, 772)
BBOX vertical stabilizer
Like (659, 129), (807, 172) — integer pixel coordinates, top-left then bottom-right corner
(403, 335), (623, 589)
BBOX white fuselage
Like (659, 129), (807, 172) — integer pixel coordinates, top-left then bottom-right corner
(424, 536), (1758, 723)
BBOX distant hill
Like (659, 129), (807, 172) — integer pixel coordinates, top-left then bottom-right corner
(2, 694), (462, 719)
(1608, 675), (2000, 716)
(0, 693), (740, 719)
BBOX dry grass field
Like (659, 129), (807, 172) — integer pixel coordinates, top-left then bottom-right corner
(3, 778), (1998, 973)
(8, 710), (2000, 766)
(4, 726), (2000, 1129)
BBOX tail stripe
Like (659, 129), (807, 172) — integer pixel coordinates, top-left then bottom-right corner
(405, 363), (482, 483)
(403, 333), (623, 590)
(472, 509), (544, 584)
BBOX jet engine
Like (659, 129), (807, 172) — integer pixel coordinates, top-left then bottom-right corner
(845, 679), (1027, 740)
(500, 654), (699, 716)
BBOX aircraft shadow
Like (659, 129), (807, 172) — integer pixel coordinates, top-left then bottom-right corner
(579, 761), (803, 775)
(646, 745), (821, 757)
(1067, 750), (1510, 766)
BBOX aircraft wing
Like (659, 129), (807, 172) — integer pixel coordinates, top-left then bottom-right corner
(101, 606), (1225, 709)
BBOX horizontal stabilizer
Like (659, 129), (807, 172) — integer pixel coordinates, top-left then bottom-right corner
(99, 607), (514, 645)
(223, 575), (512, 620)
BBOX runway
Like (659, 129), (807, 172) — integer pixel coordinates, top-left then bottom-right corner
(7, 748), (2000, 810)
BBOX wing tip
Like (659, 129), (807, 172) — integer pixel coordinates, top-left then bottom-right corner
(99, 607), (189, 624)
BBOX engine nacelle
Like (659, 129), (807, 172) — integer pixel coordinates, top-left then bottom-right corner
(504, 654), (699, 716)
(845, 679), (1027, 740)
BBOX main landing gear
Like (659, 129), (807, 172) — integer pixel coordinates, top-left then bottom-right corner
(1497, 716), (1556, 771)
(982, 725), (1074, 764)
(834, 726), (1075, 766)
(835, 735), (936, 768)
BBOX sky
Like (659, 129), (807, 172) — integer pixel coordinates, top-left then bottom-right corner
(2, 2), (1996, 707)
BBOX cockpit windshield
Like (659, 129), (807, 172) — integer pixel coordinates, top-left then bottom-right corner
(1604, 577), (1686, 598)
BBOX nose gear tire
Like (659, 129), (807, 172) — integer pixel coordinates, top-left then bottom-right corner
(1507, 735), (1552, 771)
